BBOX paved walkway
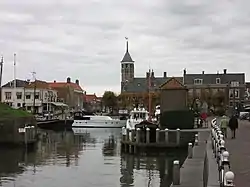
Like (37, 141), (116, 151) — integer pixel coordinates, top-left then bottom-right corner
(224, 120), (250, 186)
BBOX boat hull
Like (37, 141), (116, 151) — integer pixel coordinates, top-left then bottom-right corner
(72, 119), (126, 128)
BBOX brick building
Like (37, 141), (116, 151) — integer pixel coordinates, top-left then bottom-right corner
(49, 77), (84, 110)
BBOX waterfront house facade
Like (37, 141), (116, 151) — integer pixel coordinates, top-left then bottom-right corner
(83, 94), (102, 112)
(1, 79), (60, 113)
(48, 77), (85, 111)
(183, 69), (245, 107)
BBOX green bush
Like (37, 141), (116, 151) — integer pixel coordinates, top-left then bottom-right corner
(0, 103), (32, 119)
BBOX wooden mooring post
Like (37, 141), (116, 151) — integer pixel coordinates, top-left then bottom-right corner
(121, 127), (207, 153)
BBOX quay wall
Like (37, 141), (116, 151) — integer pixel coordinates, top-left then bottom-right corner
(171, 131), (212, 187)
(0, 117), (37, 144)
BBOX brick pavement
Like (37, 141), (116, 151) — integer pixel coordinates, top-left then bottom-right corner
(224, 120), (250, 186)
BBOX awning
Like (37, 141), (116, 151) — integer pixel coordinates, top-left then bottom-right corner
(51, 102), (68, 107)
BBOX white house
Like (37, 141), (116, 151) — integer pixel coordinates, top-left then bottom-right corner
(1, 79), (65, 114)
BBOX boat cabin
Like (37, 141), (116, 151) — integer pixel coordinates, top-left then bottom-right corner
(129, 108), (149, 121)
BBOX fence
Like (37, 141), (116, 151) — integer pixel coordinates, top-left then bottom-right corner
(211, 118), (235, 187)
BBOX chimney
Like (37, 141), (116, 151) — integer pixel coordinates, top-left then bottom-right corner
(75, 79), (79, 85)
(223, 69), (227, 74)
(66, 77), (71, 83)
(151, 70), (154, 77)
(163, 72), (167, 78)
(202, 71), (204, 74)
(54, 80), (56, 83)
(183, 68), (186, 75)
(146, 72), (150, 78)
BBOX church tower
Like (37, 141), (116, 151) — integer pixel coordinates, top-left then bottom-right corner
(121, 38), (134, 92)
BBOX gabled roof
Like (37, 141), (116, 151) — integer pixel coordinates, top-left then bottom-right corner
(48, 82), (83, 92)
(2, 79), (29, 88)
(84, 94), (98, 102)
(25, 80), (51, 89)
(121, 40), (134, 63)
(122, 77), (183, 93)
(160, 77), (186, 90)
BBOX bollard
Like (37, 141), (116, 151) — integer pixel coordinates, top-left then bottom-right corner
(194, 134), (199, 145)
(136, 128), (140, 143)
(224, 171), (235, 187)
(188, 143), (193, 158)
(172, 160), (180, 185)
(221, 151), (230, 167)
(156, 128), (160, 143)
(126, 128), (130, 141)
(122, 127), (126, 141)
(176, 128), (180, 145)
(165, 128), (169, 143)
(146, 128), (150, 144)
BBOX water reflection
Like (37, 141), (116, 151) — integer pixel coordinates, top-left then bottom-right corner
(0, 128), (186, 187)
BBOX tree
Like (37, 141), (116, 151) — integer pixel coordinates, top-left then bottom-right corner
(102, 91), (118, 111)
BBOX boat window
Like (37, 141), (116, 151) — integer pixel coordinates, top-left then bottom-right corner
(139, 113), (146, 119)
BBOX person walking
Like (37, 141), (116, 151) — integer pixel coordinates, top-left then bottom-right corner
(220, 115), (229, 138)
(228, 115), (238, 139)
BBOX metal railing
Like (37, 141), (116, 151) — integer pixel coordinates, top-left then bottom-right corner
(211, 118), (235, 187)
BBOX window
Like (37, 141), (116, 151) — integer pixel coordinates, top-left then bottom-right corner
(34, 92), (39, 99)
(230, 81), (239, 87)
(26, 94), (31, 99)
(16, 92), (22, 99)
(27, 106), (32, 110)
(194, 79), (203, 85)
(17, 103), (21, 107)
(137, 83), (141, 87)
(229, 89), (240, 98)
(216, 78), (221, 84)
(5, 92), (11, 100)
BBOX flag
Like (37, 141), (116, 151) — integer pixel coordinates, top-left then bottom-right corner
(125, 37), (128, 40)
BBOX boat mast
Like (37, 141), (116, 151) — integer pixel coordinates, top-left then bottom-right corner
(148, 69), (152, 121)
(13, 54), (17, 108)
(0, 56), (3, 102)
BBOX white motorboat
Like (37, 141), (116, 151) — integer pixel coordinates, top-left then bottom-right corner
(125, 107), (150, 130)
(72, 111), (126, 128)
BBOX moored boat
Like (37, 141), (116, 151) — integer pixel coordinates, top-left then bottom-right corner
(72, 111), (126, 128)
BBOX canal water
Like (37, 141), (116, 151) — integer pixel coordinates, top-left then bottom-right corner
(0, 128), (187, 187)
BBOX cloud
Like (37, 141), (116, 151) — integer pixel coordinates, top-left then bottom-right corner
(0, 0), (250, 96)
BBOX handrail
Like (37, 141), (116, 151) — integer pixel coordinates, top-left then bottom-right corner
(211, 118), (235, 187)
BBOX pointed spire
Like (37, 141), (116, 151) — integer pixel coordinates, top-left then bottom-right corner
(121, 37), (134, 63)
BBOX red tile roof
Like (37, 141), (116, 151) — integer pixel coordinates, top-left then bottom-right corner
(84, 94), (98, 103)
(48, 82), (83, 91)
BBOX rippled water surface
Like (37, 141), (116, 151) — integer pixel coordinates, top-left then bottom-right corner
(0, 128), (187, 187)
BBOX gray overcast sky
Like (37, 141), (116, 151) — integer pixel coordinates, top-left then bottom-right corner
(1, 0), (250, 96)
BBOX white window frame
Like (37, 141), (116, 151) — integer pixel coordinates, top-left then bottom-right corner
(194, 79), (203, 85)
(230, 81), (239, 87)
(216, 78), (221, 84)
(5, 92), (12, 100)
(229, 89), (240, 99)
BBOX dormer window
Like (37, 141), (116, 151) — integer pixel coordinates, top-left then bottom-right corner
(194, 79), (203, 85)
(137, 83), (141, 87)
(216, 78), (221, 84)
